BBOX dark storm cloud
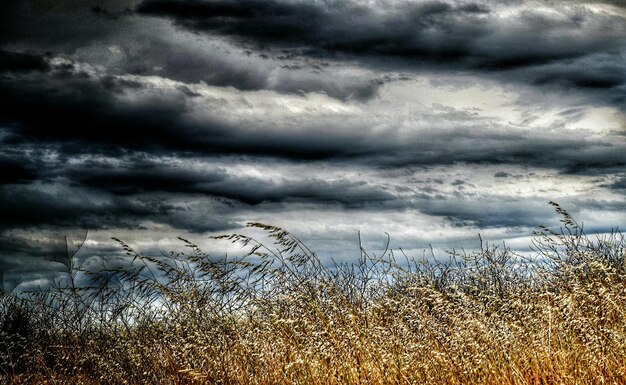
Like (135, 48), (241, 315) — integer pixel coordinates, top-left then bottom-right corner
(588, 0), (626, 8)
(0, 179), (240, 236)
(0, 0), (139, 48)
(0, 59), (206, 154)
(521, 53), (626, 107)
(110, 35), (385, 101)
(0, 233), (71, 269)
(0, 141), (50, 184)
(0, 144), (395, 237)
(1, 55), (624, 172)
(414, 196), (553, 228)
(135, 0), (489, 61)
(0, 0), (385, 101)
(74, 164), (395, 206)
(5, 0), (623, 104)
(606, 175), (626, 194)
(136, 0), (625, 68)
(0, 58), (375, 159)
(366, 126), (626, 172)
(0, 159), (39, 185)
(133, 0), (626, 108)
(0, 50), (50, 72)
(0, 183), (165, 231)
(413, 193), (626, 231)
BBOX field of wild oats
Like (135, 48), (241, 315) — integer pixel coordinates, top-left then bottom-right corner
(1, 203), (626, 384)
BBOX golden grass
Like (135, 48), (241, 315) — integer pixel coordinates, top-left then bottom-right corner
(1, 203), (625, 384)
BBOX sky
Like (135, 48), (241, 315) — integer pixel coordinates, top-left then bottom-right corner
(0, 0), (625, 290)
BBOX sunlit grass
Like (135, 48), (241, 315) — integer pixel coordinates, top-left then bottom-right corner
(1, 202), (625, 384)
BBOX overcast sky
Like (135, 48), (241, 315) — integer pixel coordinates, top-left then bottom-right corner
(1, 0), (625, 289)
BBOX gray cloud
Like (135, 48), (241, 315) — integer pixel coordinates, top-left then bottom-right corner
(605, 174), (626, 194)
(2, 58), (624, 172)
(414, 196), (555, 228)
(0, 0), (624, 282)
(0, 0), (387, 101)
(0, 182), (166, 231)
(70, 160), (396, 206)
(4, 0), (624, 105)
(135, 0), (626, 105)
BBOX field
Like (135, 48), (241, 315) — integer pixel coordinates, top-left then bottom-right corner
(1, 202), (626, 384)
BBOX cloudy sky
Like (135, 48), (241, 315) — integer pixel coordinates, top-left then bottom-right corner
(1, 0), (625, 289)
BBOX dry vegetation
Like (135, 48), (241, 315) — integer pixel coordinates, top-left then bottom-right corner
(1, 202), (626, 384)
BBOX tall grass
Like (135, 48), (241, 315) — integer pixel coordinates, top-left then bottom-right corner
(1, 202), (625, 384)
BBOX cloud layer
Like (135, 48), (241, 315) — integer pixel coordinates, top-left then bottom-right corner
(137, 0), (626, 106)
(0, 0), (624, 287)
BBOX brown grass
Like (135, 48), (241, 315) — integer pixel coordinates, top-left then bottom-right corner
(1, 202), (626, 384)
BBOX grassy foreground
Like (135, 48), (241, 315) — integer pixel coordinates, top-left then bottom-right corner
(1, 203), (626, 384)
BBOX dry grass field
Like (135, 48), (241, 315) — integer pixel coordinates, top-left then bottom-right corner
(1, 202), (626, 384)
